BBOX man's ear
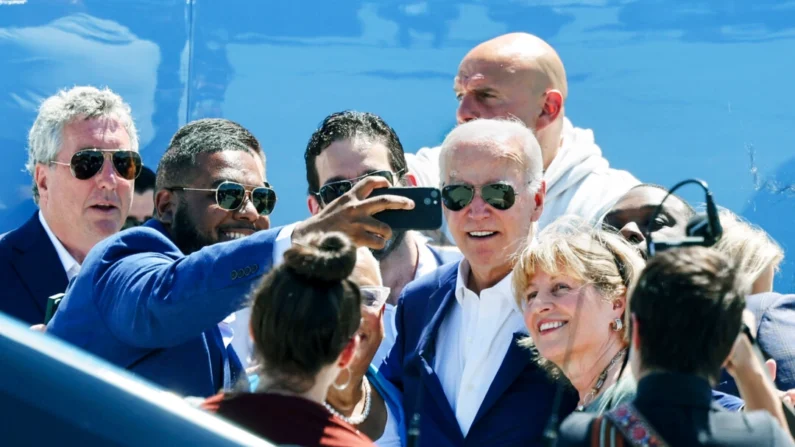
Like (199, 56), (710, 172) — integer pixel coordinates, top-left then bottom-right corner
(307, 195), (321, 216)
(536, 90), (563, 131)
(403, 172), (418, 187)
(530, 180), (546, 222)
(35, 164), (50, 203)
(630, 313), (641, 350)
(155, 189), (177, 225)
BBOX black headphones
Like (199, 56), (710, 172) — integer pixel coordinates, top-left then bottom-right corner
(646, 179), (723, 256)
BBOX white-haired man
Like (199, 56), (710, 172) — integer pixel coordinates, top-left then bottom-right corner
(409, 32), (638, 244)
(0, 86), (141, 324)
(375, 118), (576, 445)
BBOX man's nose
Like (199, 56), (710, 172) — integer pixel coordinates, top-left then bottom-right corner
(620, 221), (646, 245)
(94, 157), (119, 189)
(456, 94), (480, 124)
(234, 193), (259, 222)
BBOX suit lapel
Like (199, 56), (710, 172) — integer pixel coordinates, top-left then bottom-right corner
(10, 214), (68, 317)
(407, 265), (460, 434)
(472, 332), (531, 425)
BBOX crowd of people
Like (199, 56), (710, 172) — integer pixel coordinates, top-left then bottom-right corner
(1, 31), (794, 446)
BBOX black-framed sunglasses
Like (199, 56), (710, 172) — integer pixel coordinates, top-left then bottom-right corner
(441, 182), (524, 211)
(49, 149), (143, 181)
(314, 169), (404, 205)
(169, 181), (277, 215)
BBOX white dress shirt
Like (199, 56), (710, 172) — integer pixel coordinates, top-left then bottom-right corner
(39, 211), (81, 281)
(433, 260), (527, 437)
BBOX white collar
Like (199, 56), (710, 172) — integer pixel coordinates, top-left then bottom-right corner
(38, 211), (81, 280)
(453, 259), (516, 308)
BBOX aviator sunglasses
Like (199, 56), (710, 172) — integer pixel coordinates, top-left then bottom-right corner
(169, 181), (277, 215)
(50, 149), (143, 181)
(441, 182), (530, 211)
(314, 169), (405, 205)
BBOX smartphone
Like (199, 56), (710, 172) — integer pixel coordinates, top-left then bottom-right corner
(369, 187), (442, 230)
(44, 293), (65, 325)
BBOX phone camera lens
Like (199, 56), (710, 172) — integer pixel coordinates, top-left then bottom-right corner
(430, 190), (439, 198)
(424, 198), (431, 205)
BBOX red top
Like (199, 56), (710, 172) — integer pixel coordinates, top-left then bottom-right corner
(202, 392), (376, 447)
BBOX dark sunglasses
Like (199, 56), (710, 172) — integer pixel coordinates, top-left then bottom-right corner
(170, 181), (277, 215)
(50, 149), (143, 181)
(314, 169), (404, 205)
(441, 183), (522, 211)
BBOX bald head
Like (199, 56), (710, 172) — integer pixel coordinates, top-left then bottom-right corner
(454, 33), (567, 169)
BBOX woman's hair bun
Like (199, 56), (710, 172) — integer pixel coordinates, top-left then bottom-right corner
(283, 231), (357, 282)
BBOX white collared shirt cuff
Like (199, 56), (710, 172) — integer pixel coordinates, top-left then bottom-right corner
(273, 223), (297, 266)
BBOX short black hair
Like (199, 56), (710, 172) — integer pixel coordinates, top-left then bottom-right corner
(134, 165), (156, 194)
(304, 111), (407, 194)
(631, 183), (697, 217)
(630, 246), (746, 384)
(156, 118), (263, 190)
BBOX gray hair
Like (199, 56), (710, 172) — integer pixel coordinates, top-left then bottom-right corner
(26, 86), (139, 203)
(438, 118), (543, 192)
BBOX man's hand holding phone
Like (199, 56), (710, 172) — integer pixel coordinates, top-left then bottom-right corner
(293, 177), (415, 249)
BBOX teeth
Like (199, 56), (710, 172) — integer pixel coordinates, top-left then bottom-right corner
(222, 232), (247, 241)
(539, 321), (566, 332)
(469, 231), (495, 237)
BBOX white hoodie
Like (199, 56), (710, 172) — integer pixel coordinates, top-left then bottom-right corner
(405, 117), (639, 240)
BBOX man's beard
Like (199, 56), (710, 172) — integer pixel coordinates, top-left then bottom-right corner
(370, 229), (407, 261)
(171, 202), (216, 255)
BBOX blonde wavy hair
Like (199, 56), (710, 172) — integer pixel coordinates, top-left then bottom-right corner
(512, 216), (646, 349)
(714, 208), (783, 293)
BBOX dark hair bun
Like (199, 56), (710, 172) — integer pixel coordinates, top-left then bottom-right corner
(284, 232), (357, 282)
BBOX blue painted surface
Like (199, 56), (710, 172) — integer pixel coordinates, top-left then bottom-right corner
(1, 0), (793, 289)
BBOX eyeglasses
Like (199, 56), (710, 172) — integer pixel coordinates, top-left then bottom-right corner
(49, 149), (143, 181)
(169, 181), (277, 215)
(314, 170), (404, 205)
(441, 182), (527, 211)
(360, 286), (391, 310)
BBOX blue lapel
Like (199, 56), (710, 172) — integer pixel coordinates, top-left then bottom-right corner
(471, 332), (531, 425)
(406, 264), (460, 434)
(10, 213), (68, 316)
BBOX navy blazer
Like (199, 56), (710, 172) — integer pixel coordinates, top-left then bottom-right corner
(47, 220), (281, 397)
(380, 261), (577, 447)
(0, 212), (69, 325)
(718, 292), (795, 396)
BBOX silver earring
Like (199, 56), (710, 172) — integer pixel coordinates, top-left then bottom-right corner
(332, 366), (352, 391)
(612, 318), (624, 332)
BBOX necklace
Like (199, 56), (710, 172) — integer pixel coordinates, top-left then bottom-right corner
(324, 375), (372, 425)
(577, 348), (627, 411)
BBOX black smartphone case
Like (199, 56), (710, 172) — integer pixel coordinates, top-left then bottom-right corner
(369, 187), (443, 230)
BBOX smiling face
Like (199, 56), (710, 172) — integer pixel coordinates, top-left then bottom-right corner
(35, 117), (134, 259)
(522, 268), (624, 367)
(442, 139), (543, 286)
(161, 150), (270, 255)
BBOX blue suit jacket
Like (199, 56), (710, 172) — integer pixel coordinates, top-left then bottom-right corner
(0, 212), (69, 325)
(718, 291), (795, 396)
(47, 219), (281, 397)
(380, 261), (577, 446)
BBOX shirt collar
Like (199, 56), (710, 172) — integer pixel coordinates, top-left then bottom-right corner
(453, 259), (516, 309)
(38, 211), (81, 280)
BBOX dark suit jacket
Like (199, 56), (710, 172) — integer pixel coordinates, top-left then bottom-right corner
(379, 262), (576, 446)
(47, 219), (281, 397)
(560, 372), (793, 446)
(718, 292), (795, 396)
(0, 212), (68, 324)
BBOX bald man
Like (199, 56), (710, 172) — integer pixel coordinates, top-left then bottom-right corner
(409, 33), (639, 242)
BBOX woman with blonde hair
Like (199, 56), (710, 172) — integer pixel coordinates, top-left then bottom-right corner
(715, 208), (784, 294)
(512, 216), (645, 413)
